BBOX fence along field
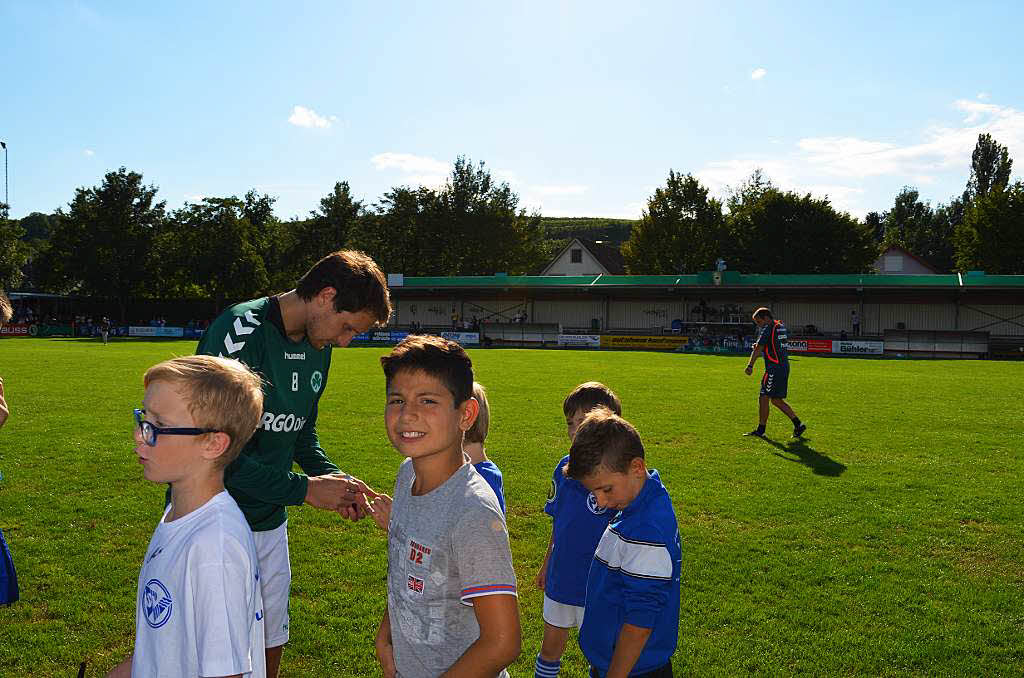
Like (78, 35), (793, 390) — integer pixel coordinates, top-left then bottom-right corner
(0, 338), (1021, 676)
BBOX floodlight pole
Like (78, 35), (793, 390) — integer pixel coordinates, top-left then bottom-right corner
(1, 141), (7, 211)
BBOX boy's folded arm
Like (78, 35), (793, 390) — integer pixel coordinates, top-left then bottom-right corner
(441, 594), (522, 677)
(605, 623), (654, 678)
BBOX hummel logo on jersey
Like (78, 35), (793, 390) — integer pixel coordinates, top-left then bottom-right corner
(222, 310), (262, 356)
(260, 411), (308, 433)
(146, 546), (164, 563)
(284, 352), (306, 360)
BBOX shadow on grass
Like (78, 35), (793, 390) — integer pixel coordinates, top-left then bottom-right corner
(762, 437), (847, 477)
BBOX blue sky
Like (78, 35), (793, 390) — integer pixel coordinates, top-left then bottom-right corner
(3, 1), (1022, 221)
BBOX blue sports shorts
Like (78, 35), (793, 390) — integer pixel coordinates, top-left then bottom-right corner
(759, 365), (789, 398)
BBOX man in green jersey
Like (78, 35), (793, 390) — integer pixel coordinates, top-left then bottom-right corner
(197, 250), (392, 677)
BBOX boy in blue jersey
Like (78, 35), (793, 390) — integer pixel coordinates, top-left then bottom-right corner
(567, 408), (681, 678)
(534, 382), (621, 678)
(743, 307), (806, 438)
(465, 382), (506, 514)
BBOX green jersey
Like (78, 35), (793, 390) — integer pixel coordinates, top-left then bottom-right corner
(197, 296), (339, 531)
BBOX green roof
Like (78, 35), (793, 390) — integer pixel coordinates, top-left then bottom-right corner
(393, 272), (1024, 290)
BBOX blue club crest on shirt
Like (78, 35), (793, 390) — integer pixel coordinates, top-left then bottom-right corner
(586, 492), (607, 515)
(143, 579), (173, 628)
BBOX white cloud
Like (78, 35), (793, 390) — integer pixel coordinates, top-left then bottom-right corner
(83, 149), (94, 157)
(531, 184), (588, 197)
(288, 105), (333, 129)
(977, 92), (990, 100)
(690, 98), (1024, 220)
(371, 152), (450, 175)
(751, 68), (767, 80)
(184, 194), (205, 202)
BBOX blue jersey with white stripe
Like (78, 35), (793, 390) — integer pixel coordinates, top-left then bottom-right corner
(544, 455), (616, 606)
(580, 470), (681, 675)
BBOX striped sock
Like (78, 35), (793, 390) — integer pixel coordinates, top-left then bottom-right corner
(535, 655), (561, 678)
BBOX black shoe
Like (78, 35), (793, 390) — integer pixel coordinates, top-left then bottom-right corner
(793, 423), (807, 438)
(743, 429), (765, 438)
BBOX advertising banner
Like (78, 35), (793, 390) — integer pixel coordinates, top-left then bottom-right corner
(440, 331), (480, 346)
(129, 326), (185, 338)
(790, 339), (832, 353)
(833, 340), (884, 355)
(0, 323), (32, 337)
(600, 335), (689, 350)
(557, 334), (601, 347)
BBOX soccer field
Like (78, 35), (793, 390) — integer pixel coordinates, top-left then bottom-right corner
(0, 339), (1021, 676)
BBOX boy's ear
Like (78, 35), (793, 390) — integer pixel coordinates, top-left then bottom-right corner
(629, 457), (646, 476)
(200, 432), (232, 462)
(459, 396), (480, 432)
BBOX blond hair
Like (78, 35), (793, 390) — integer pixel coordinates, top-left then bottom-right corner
(144, 355), (263, 467)
(0, 291), (11, 324)
(464, 382), (490, 444)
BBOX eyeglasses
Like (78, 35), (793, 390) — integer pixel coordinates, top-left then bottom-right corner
(134, 408), (219, 447)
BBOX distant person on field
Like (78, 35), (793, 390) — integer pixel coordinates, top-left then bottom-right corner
(851, 309), (860, 336)
(107, 355), (267, 678)
(566, 409), (681, 678)
(743, 307), (806, 439)
(373, 336), (520, 677)
(0, 291), (19, 607)
(533, 382), (621, 678)
(0, 291), (10, 430)
(101, 316), (111, 344)
(194, 249), (390, 677)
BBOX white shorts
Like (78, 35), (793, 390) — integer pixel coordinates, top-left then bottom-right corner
(543, 594), (585, 629)
(253, 521), (291, 648)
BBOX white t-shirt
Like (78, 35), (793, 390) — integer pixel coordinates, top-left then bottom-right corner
(132, 491), (266, 678)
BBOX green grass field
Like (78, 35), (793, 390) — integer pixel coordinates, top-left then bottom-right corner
(0, 338), (1021, 676)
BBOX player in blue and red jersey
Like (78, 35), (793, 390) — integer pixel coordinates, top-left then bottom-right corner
(743, 307), (806, 438)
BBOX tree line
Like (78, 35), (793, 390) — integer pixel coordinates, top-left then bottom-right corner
(623, 133), (1022, 275)
(1, 134), (1021, 316)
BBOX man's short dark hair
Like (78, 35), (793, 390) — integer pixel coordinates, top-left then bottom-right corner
(565, 408), (644, 479)
(563, 381), (622, 417)
(296, 250), (392, 324)
(752, 307), (773, 321)
(380, 335), (474, 406)
(0, 291), (11, 325)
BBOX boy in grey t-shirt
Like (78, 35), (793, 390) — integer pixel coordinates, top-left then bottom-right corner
(375, 336), (521, 677)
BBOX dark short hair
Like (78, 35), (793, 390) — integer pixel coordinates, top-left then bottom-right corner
(563, 381), (622, 418)
(0, 291), (11, 325)
(752, 307), (773, 321)
(296, 250), (392, 324)
(380, 335), (474, 406)
(464, 382), (489, 444)
(566, 408), (644, 479)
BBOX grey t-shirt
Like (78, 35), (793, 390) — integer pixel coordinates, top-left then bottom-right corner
(388, 457), (518, 678)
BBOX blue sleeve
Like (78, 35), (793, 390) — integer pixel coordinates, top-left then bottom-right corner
(617, 521), (675, 629)
(754, 325), (768, 347)
(544, 459), (565, 518)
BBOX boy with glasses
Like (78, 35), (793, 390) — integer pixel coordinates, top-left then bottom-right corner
(107, 355), (267, 677)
